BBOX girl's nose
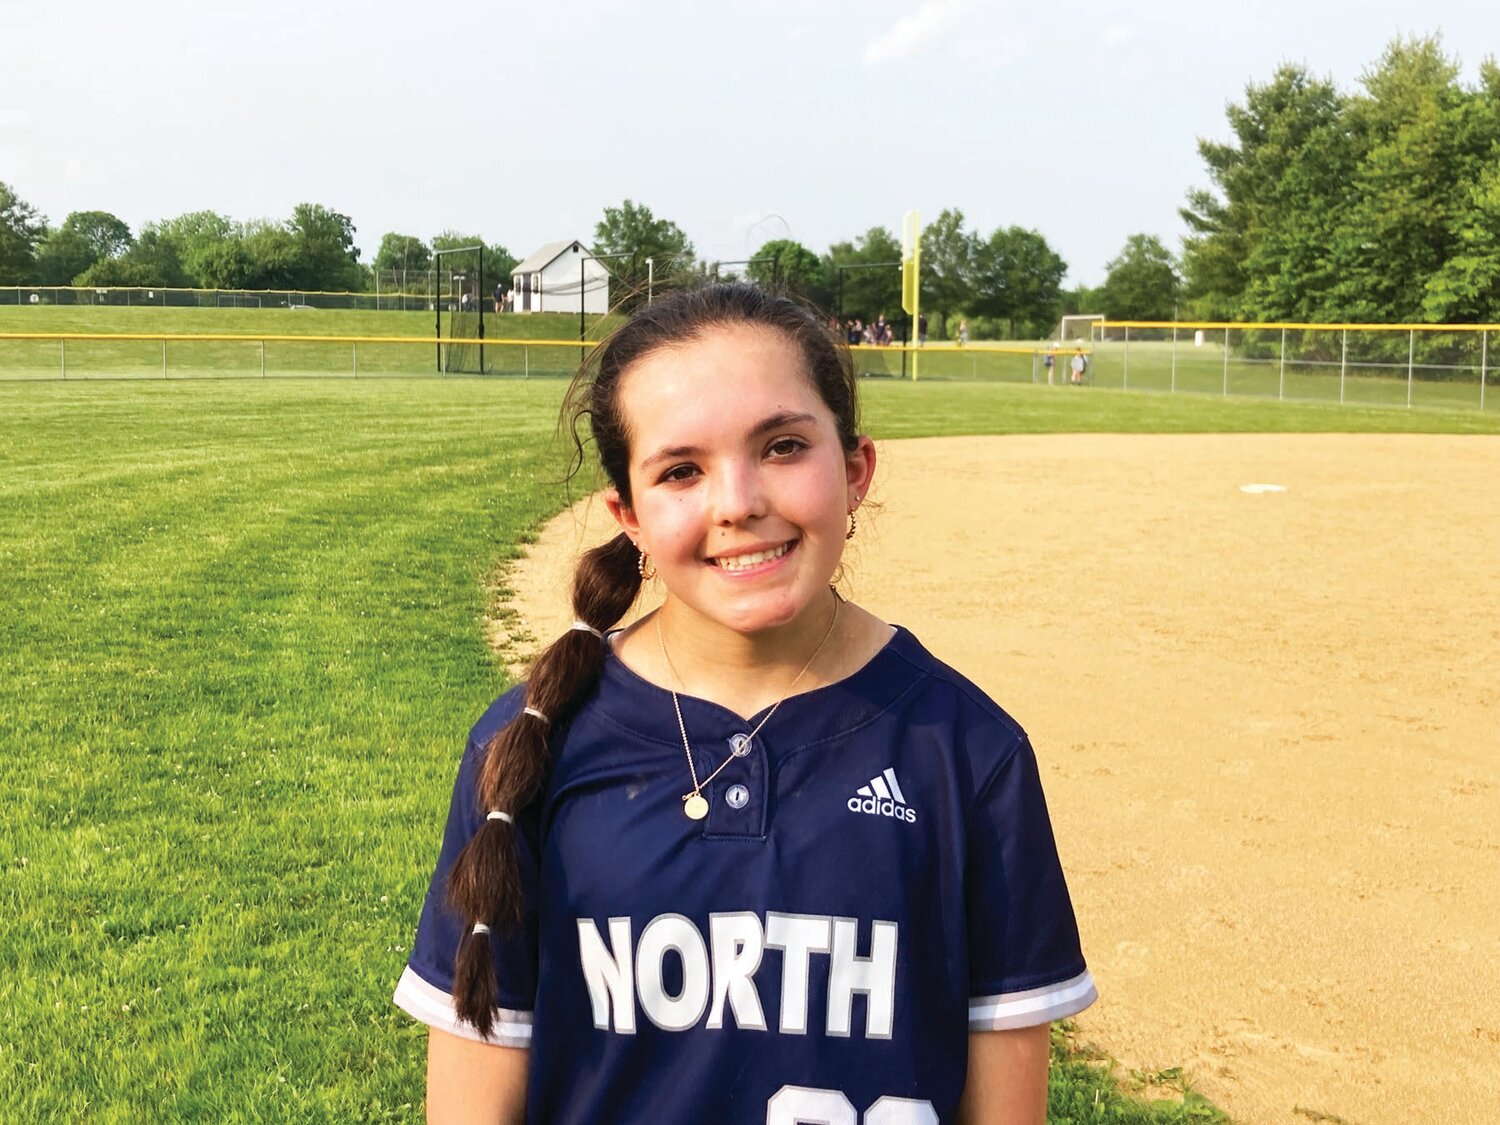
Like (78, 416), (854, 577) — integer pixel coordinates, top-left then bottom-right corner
(711, 461), (767, 525)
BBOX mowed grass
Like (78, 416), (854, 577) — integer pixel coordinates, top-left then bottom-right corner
(0, 307), (600, 381)
(7, 373), (1493, 1122)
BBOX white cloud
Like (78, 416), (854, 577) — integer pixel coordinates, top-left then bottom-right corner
(1102, 24), (1133, 47)
(862, 0), (972, 67)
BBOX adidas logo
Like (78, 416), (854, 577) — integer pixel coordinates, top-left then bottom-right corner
(847, 768), (917, 823)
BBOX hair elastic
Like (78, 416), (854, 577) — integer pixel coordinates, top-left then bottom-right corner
(486, 810), (513, 824)
(569, 620), (604, 638)
(471, 923), (491, 936)
(522, 706), (549, 723)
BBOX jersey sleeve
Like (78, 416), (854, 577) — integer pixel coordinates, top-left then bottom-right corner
(393, 708), (541, 1047)
(964, 736), (1097, 1030)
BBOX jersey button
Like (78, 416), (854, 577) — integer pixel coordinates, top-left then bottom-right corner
(728, 733), (752, 757)
(725, 784), (750, 809)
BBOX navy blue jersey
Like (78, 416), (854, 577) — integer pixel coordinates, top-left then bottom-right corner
(396, 626), (1095, 1123)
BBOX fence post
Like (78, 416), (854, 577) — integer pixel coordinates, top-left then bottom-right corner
(261, 339), (266, 378)
(1170, 325), (1177, 393)
(1223, 328), (1230, 396)
(1123, 327), (1130, 389)
(162, 339), (167, 380)
(1406, 329), (1415, 408)
(60, 338), (66, 381)
(1482, 330), (1488, 411)
(1340, 329), (1347, 404)
(353, 341), (358, 379)
(1279, 327), (1286, 401)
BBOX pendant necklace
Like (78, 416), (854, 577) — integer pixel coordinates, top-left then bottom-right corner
(657, 592), (841, 820)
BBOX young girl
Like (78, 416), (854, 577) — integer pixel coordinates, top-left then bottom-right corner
(395, 284), (1095, 1124)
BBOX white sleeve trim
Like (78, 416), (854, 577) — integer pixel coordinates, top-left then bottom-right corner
(968, 969), (1097, 1030)
(393, 965), (534, 1047)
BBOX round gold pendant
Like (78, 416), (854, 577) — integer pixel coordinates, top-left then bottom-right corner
(683, 794), (709, 820)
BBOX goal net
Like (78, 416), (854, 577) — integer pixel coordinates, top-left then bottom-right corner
(1057, 314), (1104, 345)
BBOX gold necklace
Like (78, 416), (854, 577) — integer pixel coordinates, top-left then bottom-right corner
(657, 592), (842, 820)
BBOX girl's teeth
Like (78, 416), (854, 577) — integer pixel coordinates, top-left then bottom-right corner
(717, 543), (789, 571)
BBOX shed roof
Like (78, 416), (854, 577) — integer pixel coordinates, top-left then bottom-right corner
(512, 240), (588, 275)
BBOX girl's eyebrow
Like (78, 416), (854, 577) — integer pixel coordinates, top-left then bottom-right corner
(639, 411), (820, 470)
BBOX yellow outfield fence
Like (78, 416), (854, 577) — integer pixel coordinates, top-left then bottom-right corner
(0, 323), (1491, 411)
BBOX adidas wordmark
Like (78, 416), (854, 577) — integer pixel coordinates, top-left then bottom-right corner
(847, 768), (917, 823)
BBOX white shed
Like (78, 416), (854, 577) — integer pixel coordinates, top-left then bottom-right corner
(510, 240), (611, 314)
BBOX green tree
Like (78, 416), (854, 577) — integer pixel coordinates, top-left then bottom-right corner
(76, 228), (189, 289)
(1099, 234), (1181, 321)
(1180, 63), (1349, 319)
(824, 226), (902, 323)
(920, 209), (979, 339)
(150, 210), (235, 286)
(287, 203), (361, 291)
(0, 181), (47, 284)
(748, 239), (824, 303)
(35, 210), (135, 285)
(972, 226), (1067, 337)
(374, 232), (432, 274)
(593, 199), (695, 307)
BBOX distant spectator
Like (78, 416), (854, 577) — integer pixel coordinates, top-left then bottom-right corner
(495, 283), (505, 313)
(918, 314), (928, 346)
(874, 314), (891, 346)
(1043, 348), (1056, 385)
(1071, 348), (1087, 385)
(958, 319), (969, 347)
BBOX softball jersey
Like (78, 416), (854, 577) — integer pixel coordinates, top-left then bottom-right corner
(396, 625), (1095, 1123)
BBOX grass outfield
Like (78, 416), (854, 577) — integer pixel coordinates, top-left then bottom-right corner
(8, 377), (1493, 1122)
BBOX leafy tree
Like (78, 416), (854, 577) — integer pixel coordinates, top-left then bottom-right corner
(74, 227), (189, 289)
(0, 181), (47, 284)
(35, 210), (135, 285)
(1180, 63), (1348, 319)
(748, 239), (824, 303)
(920, 209), (979, 339)
(1100, 234), (1181, 321)
(593, 199), (695, 307)
(287, 203), (361, 291)
(824, 226), (902, 323)
(971, 226), (1067, 337)
(1181, 35), (1500, 326)
(374, 232), (432, 274)
(152, 211), (237, 288)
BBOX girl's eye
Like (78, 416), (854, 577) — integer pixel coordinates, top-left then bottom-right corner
(768, 438), (805, 458)
(661, 464), (699, 484)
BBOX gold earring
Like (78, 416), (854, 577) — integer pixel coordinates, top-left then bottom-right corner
(846, 510), (857, 540)
(638, 550), (657, 580)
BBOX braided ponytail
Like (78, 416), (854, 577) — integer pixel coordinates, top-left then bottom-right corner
(446, 531), (641, 1036)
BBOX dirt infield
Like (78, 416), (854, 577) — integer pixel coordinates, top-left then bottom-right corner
(500, 433), (1500, 1125)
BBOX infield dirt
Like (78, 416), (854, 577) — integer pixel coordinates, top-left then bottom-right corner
(499, 433), (1500, 1125)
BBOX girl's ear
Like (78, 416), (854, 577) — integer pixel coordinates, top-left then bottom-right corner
(845, 436), (877, 507)
(604, 488), (641, 544)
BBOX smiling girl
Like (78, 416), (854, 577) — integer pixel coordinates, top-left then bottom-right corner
(395, 284), (1095, 1124)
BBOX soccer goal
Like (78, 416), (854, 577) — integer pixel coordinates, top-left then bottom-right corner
(1057, 314), (1104, 345)
(216, 293), (262, 308)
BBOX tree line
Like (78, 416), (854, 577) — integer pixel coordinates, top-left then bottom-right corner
(3, 35), (1495, 333)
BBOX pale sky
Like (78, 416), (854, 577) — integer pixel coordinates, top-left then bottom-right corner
(2, 0), (1496, 286)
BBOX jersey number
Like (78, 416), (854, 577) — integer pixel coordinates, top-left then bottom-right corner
(767, 1085), (938, 1124)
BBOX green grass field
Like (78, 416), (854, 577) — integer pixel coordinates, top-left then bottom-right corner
(4, 347), (1494, 1120)
(5, 306), (1492, 420)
